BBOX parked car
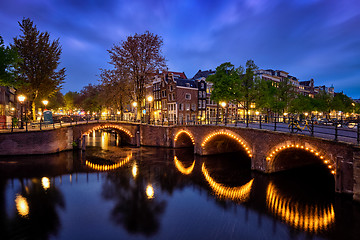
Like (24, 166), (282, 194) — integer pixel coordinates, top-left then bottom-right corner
(319, 118), (332, 125)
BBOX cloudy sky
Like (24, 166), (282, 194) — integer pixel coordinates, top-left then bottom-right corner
(1, 0), (360, 98)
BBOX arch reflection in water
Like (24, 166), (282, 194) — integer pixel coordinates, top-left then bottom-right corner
(201, 163), (253, 203)
(15, 194), (29, 217)
(174, 156), (195, 175)
(85, 153), (132, 171)
(266, 182), (335, 233)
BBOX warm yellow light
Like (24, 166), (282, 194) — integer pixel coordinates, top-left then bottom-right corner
(117, 111), (121, 114)
(15, 194), (29, 217)
(132, 164), (138, 178)
(220, 102), (226, 107)
(284, 112), (288, 116)
(146, 185), (154, 199)
(147, 96), (153, 102)
(202, 163), (253, 202)
(41, 177), (50, 190)
(18, 95), (26, 103)
(132, 102), (138, 107)
(42, 100), (49, 106)
(305, 112), (308, 116)
(255, 111), (259, 115)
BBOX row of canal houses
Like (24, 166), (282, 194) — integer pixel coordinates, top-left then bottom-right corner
(140, 69), (335, 123)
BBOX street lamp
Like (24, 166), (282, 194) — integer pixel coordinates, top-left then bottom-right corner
(220, 102), (226, 125)
(147, 96), (153, 124)
(42, 100), (49, 110)
(18, 95), (26, 129)
(42, 100), (49, 123)
(132, 102), (137, 122)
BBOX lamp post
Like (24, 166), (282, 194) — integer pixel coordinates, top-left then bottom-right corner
(42, 100), (48, 122)
(147, 96), (153, 124)
(18, 95), (26, 129)
(220, 102), (226, 125)
(132, 101), (137, 122)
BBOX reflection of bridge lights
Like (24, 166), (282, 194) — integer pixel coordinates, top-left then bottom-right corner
(85, 153), (132, 171)
(201, 131), (252, 158)
(132, 164), (138, 178)
(174, 156), (195, 175)
(266, 144), (335, 175)
(201, 163), (253, 203)
(174, 130), (195, 145)
(266, 182), (335, 233)
(15, 194), (29, 217)
(84, 125), (133, 137)
(41, 177), (50, 190)
(146, 185), (154, 199)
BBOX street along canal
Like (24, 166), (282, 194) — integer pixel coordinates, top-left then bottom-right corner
(0, 131), (359, 240)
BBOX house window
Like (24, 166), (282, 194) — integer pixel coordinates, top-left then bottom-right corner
(185, 104), (190, 111)
(185, 93), (191, 100)
(169, 85), (173, 91)
(199, 100), (202, 109)
(201, 82), (204, 89)
(179, 103), (183, 111)
(186, 83), (190, 87)
(203, 100), (206, 107)
(191, 104), (196, 111)
(162, 90), (166, 97)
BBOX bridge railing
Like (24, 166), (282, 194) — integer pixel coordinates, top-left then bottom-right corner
(1, 114), (359, 145)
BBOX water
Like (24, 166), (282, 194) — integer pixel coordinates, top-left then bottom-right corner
(0, 131), (359, 240)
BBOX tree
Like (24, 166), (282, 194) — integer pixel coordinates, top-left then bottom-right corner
(0, 36), (19, 86)
(12, 18), (65, 120)
(48, 91), (65, 110)
(206, 62), (240, 103)
(99, 69), (131, 120)
(78, 84), (102, 113)
(331, 92), (353, 113)
(63, 91), (80, 113)
(107, 31), (166, 119)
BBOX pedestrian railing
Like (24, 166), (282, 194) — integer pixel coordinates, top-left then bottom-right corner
(1, 115), (359, 145)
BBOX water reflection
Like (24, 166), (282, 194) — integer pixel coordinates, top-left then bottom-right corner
(85, 152), (132, 171)
(173, 156), (195, 175)
(15, 194), (29, 217)
(202, 163), (253, 203)
(266, 181), (335, 233)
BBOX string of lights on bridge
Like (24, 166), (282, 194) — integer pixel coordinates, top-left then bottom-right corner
(266, 144), (335, 175)
(201, 131), (252, 158)
(83, 125), (133, 138)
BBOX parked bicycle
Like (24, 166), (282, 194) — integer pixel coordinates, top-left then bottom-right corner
(288, 120), (312, 133)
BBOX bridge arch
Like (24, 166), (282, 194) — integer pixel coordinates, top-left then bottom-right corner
(201, 130), (252, 157)
(266, 142), (336, 175)
(174, 130), (195, 148)
(83, 124), (134, 145)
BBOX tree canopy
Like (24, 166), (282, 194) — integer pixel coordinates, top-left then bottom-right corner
(12, 18), (65, 120)
(107, 31), (166, 118)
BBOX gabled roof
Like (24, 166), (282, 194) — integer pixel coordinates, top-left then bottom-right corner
(168, 71), (187, 79)
(193, 69), (216, 80)
(176, 78), (197, 88)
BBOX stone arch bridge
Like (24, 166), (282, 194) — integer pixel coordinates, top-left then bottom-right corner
(0, 122), (359, 200)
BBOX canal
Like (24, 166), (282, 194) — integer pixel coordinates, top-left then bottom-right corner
(0, 131), (359, 239)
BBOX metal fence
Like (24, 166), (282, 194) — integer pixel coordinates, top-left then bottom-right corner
(1, 115), (359, 145)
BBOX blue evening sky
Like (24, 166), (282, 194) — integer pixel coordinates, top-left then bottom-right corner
(1, 0), (359, 98)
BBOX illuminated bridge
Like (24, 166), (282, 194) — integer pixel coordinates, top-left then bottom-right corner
(0, 122), (359, 200)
